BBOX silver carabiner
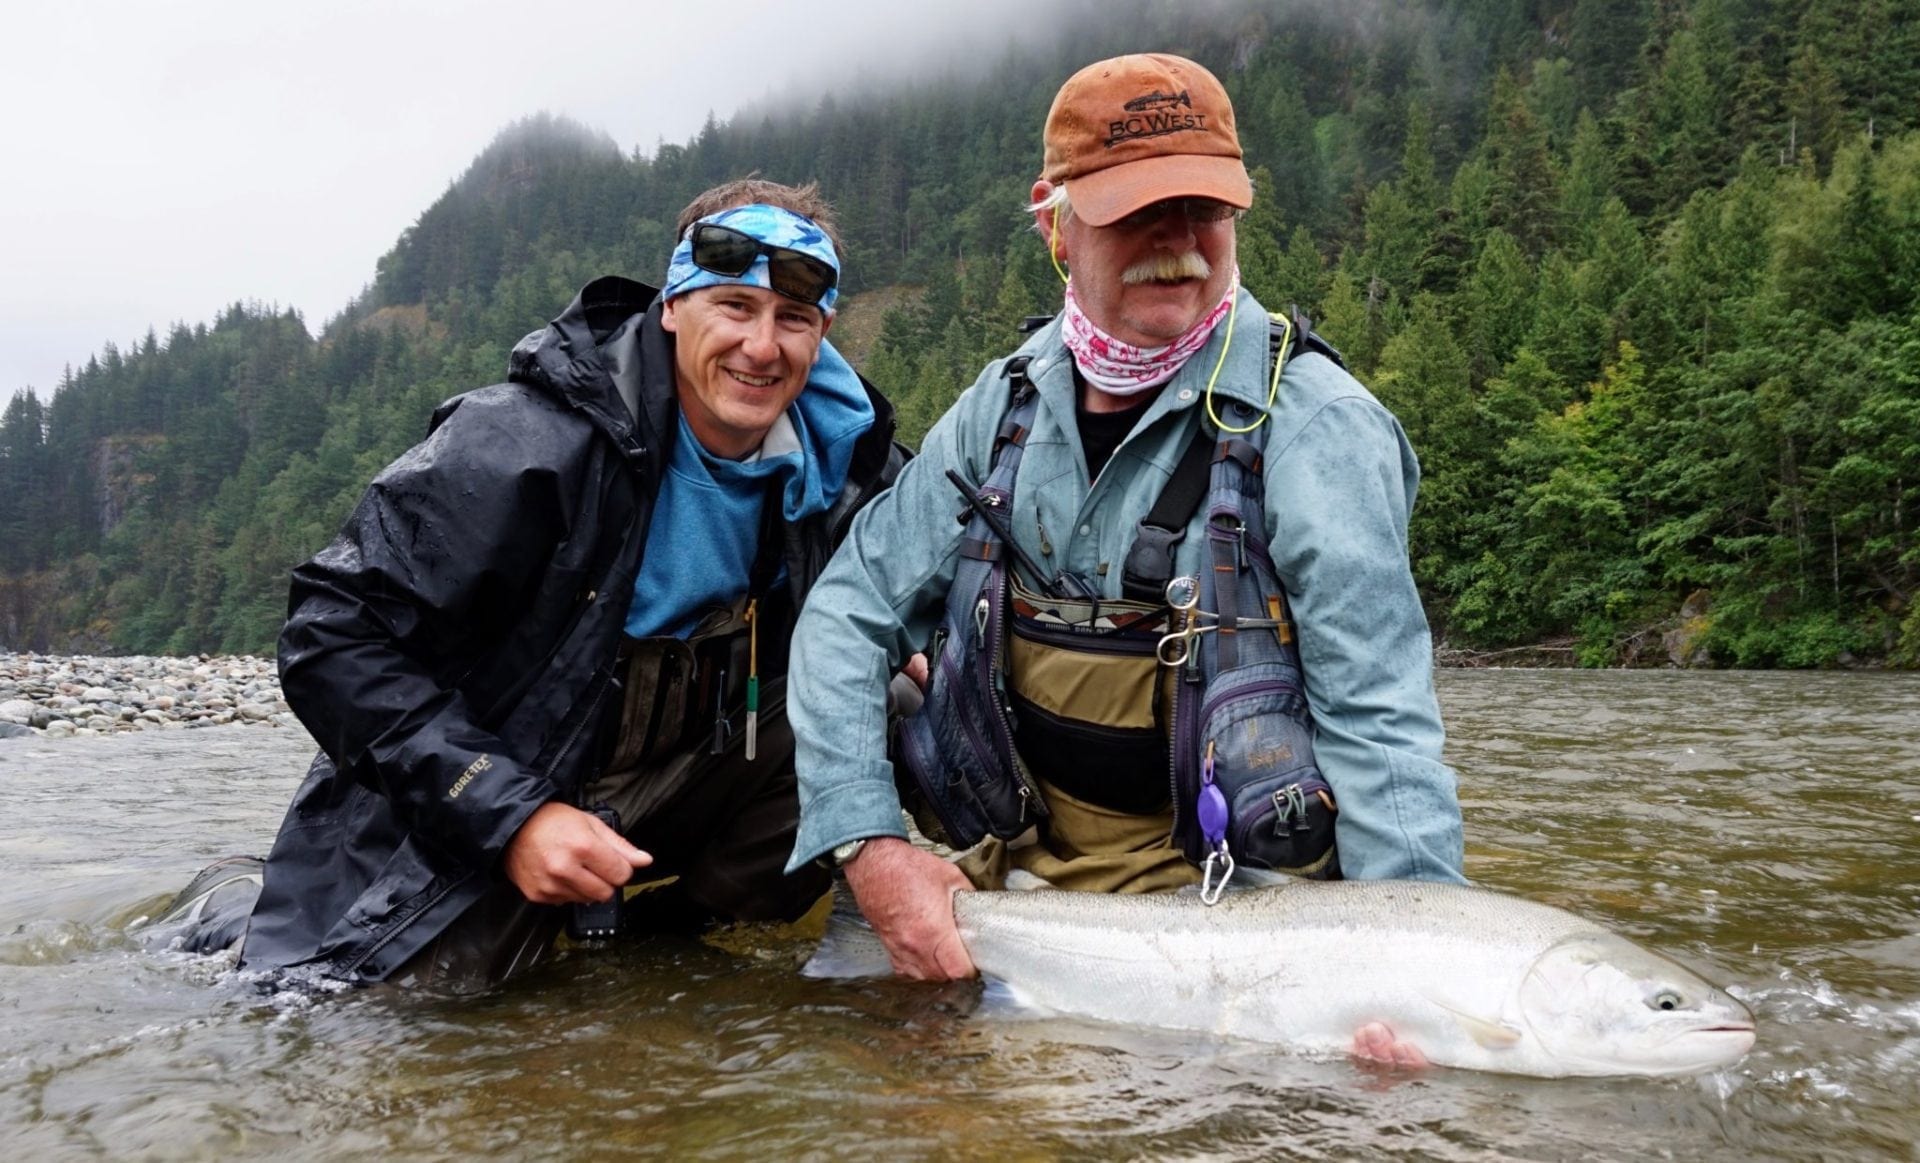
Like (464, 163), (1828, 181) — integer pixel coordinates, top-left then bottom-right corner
(1199, 847), (1236, 906)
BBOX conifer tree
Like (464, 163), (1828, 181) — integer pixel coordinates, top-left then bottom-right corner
(1482, 69), (1562, 258)
(1461, 228), (1537, 384)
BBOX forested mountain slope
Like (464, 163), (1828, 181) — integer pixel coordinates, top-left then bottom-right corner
(4, 0), (1916, 666)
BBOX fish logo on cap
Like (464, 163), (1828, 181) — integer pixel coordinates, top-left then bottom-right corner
(1040, 53), (1253, 227)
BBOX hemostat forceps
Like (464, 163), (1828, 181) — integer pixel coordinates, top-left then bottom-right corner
(1155, 575), (1285, 667)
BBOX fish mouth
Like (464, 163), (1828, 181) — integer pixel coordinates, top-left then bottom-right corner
(1667, 1023), (1757, 1063)
(1688, 1025), (1756, 1046)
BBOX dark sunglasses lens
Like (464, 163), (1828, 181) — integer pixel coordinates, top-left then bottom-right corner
(1118, 198), (1236, 228)
(691, 225), (759, 275)
(766, 252), (837, 305)
(1186, 199), (1237, 222)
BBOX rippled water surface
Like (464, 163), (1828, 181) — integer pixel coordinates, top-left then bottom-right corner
(2, 670), (1916, 1160)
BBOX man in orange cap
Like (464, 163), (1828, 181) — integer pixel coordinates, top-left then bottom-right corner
(787, 55), (1461, 1067)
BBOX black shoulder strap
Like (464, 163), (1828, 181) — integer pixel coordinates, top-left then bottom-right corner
(1285, 304), (1346, 369)
(1120, 427), (1213, 602)
(1120, 308), (1331, 603)
(1006, 354), (1036, 396)
(991, 355), (1038, 460)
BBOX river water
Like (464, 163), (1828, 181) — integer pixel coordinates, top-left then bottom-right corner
(1, 669), (1915, 1160)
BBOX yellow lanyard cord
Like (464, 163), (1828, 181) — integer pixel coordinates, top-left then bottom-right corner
(1049, 204), (1069, 284)
(1202, 302), (1290, 435)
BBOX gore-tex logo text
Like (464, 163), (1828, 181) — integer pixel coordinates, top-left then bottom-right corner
(1107, 90), (1207, 147)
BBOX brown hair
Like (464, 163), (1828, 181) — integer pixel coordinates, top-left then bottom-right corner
(674, 177), (843, 256)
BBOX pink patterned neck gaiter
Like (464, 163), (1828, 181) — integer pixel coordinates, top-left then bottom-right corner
(1059, 275), (1238, 397)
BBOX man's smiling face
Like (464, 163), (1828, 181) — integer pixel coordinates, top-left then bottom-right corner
(662, 284), (830, 459)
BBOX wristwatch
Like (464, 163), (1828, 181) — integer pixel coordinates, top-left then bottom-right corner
(827, 838), (868, 868)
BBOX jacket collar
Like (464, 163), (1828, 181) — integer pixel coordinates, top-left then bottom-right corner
(508, 275), (671, 473)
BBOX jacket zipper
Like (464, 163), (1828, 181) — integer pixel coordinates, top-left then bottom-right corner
(549, 665), (620, 792)
(1016, 620), (1164, 656)
(940, 645), (998, 778)
(986, 577), (1045, 823)
(340, 872), (469, 979)
(1166, 604), (1200, 851)
(1197, 678), (1299, 726)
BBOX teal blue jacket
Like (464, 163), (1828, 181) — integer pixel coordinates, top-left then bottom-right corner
(786, 289), (1466, 882)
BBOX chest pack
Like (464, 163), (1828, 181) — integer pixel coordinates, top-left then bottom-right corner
(893, 311), (1346, 890)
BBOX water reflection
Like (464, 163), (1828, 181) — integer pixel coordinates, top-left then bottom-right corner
(1, 671), (1916, 1159)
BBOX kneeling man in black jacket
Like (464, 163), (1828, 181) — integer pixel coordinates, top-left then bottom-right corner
(160, 179), (902, 991)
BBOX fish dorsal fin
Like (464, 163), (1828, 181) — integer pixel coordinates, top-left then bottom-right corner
(1422, 991), (1523, 1049)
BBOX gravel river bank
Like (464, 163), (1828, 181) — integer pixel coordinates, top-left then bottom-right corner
(0, 652), (295, 738)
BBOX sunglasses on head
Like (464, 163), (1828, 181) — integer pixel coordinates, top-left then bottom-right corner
(689, 223), (838, 307)
(1111, 197), (1240, 231)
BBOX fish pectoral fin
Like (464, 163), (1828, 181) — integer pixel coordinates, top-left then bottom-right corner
(978, 975), (1046, 1016)
(800, 907), (894, 980)
(1421, 993), (1523, 1049)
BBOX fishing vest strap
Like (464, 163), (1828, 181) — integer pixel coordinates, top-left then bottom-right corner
(1120, 426), (1214, 603)
(994, 356), (1038, 452)
(1217, 437), (1263, 474)
(1117, 311), (1318, 603)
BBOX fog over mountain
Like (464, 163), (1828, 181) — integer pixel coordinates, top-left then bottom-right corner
(0, 0), (1084, 399)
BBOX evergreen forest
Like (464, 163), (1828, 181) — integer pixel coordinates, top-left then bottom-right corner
(3, 0), (1917, 667)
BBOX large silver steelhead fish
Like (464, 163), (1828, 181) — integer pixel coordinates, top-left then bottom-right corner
(806, 878), (1755, 1078)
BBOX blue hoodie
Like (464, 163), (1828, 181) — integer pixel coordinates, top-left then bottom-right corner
(625, 338), (873, 639)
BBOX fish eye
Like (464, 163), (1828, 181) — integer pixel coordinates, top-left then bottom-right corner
(1649, 989), (1684, 1011)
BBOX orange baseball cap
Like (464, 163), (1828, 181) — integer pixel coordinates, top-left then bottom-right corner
(1041, 53), (1253, 227)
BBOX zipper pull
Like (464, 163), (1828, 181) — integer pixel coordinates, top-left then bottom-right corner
(744, 598), (759, 762)
(711, 665), (731, 755)
(974, 595), (990, 643)
(1036, 516), (1054, 559)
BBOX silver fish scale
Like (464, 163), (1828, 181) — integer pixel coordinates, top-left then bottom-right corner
(948, 879), (1657, 1071)
(955, 878), (1602, 948)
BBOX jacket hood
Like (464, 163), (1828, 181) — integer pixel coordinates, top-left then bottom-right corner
(507, 275), (667, 470)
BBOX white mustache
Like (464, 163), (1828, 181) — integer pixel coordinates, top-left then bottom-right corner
(1121, 252), (1213, 284)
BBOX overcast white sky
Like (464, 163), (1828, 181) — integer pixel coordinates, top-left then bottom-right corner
(1, 0), (1054, 398)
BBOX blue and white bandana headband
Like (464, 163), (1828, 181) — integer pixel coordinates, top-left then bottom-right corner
(661, 204), (841, 315)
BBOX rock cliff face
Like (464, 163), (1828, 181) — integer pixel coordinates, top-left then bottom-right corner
(0, 560), (111, 654)
(92, 434), (162, 539)
(1662, 590), (1714, 668)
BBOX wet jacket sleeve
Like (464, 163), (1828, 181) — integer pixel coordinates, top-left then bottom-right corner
(784, 370), (1002, 870)
(278, 392), (570, 866)
(1263, 376), (1467, 883)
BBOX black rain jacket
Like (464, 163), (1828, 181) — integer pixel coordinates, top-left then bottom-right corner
(240, 276), (902, 981)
